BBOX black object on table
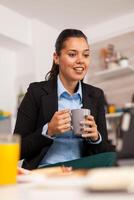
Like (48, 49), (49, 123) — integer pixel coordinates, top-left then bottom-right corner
(39, 152), (117, 169)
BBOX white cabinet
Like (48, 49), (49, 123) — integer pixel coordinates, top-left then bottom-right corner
(106, 112), (123, 147)
(106, 112), (123, 119)
(88, 31), (134, 109)
(90, 65), (134, 83)
(0, 117), (11, 133)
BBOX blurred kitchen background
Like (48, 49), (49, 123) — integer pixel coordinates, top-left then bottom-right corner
(0, 0), (134, 159)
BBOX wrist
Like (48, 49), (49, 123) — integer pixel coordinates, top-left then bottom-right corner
(47, 123), (54, 137)
(90, 132), (100, 142)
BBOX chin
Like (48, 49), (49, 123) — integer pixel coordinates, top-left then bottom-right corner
(75, 74), (85, 80)
(72, 76), (84, 82)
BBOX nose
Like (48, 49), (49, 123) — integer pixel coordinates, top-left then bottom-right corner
(76, 54), (84, 64)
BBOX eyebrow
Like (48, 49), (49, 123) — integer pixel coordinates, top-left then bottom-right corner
(68, 49), (90, 52)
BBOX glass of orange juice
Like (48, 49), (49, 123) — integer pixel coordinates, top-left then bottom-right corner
(0, 134), (20, 185)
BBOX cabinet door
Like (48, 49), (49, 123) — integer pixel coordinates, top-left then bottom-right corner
(0, 118), (11, 133)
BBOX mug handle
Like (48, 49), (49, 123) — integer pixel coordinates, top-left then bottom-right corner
(70, 111), (73, 130)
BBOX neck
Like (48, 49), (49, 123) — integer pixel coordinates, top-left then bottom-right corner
(59, 76), (79, 95)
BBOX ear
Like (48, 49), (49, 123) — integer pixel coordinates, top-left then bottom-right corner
(53, 52), (59, 65)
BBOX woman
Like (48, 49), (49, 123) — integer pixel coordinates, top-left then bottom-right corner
(14, 29), (110, 170)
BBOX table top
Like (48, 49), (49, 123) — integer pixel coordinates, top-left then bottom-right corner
(1, 182), (134, 200)
(1, 167), (134, 200)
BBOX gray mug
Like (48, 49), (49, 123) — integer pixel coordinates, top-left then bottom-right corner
(71, 108), (91, 135)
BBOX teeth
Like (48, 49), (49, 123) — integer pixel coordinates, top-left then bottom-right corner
(74, 67), (84, 72)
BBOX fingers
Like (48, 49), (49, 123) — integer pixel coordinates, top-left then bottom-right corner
(57, 122), (71, 133)
(58, 115), (71, 125)
(49, 110), (98, 139)
(57, 109), (70, 116)
(81, 127), (97, 137)
(82, 132), (99, 141)
(61, 166), (72, 173)
(55, 109), (71, 121)
(80, 116), (96, 127)
(80, 115), (99, 140)
(56, 109), (71, 130)
(82, 126), (97, 133)
(81, 125), (99, 140)
(48, 109), (71, 135)
(17, 167), (30, 175)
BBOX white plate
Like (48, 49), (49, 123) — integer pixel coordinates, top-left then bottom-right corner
(85, 167), (134, 192)
(17, 173), (45, 184)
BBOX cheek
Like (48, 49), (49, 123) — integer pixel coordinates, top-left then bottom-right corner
(60, 57), (74, 67)
(86, 59), (90, 68)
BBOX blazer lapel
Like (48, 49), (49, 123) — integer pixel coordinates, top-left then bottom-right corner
(41, 79), (98, 123)
(41, 78), (58, 123)
(82, 83), (97, 118)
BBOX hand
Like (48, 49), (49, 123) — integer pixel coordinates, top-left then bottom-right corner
(80, 115), (99, 141)
(48, 109), (71, 137)
(17, 167), (30, 175)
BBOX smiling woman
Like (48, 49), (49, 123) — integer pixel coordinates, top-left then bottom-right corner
(14, 29), (110, 170)
(53, 37), (90, 93)
(53, 37), (90, 94)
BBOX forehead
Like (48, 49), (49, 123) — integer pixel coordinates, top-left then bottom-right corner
(62, 37), (89, 51)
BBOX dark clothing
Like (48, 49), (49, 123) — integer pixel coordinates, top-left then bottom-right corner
(14, 78), (109, 169)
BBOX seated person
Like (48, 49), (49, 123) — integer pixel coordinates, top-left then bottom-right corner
(14, 29), (110, 170)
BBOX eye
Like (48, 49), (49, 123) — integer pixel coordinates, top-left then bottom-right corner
(84, 54), (90, 58)
(68, 53), (76, 57)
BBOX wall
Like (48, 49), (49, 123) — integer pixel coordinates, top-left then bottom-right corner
(31, 20), (58, 81)
(0, 5), (31, 45)
(84, 12), (134, 108)
(15, 20), (58, 93)
(15, 46), (36, 94)
(85, 12), (134, 44)
(0, 47), (16, 113)
(87, 31), (134, 108)
(0, 5), (58, 131)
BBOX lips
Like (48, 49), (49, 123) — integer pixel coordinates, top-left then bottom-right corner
(73, 67), (84, 73)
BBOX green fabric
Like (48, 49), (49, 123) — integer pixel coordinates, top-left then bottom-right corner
(39, 152), (116, 169)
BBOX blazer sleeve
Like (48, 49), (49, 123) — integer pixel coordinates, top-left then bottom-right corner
(96, 89), (108, 142)
(84, 89), (114, 155)
(14, 83), (53, 160)
(85, 89), (111, 154)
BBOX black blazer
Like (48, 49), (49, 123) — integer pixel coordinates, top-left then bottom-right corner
(14, 78), (110, 169)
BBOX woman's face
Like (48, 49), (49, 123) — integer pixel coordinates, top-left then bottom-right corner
(54, 37), (90, 84)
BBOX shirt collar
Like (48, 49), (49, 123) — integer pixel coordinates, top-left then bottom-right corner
(57, 75), (82, 99)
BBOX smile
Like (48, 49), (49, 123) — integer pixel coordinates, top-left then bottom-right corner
(73, 67), (84, 72)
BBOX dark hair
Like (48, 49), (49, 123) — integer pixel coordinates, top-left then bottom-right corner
(45, 29), (88, 80)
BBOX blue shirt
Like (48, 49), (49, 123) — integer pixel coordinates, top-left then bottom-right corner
(39, 76), (101, 167)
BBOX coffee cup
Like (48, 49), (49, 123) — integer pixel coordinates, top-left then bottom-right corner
(71, 108), (90, 135)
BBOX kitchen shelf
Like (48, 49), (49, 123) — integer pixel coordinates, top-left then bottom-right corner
(106, 112), (123, 119)
(0, 117), (11, 133)
(92, 65), (134, 82)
